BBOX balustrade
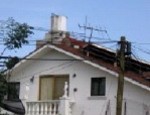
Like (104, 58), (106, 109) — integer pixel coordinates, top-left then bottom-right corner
(26, 100), (59, 115)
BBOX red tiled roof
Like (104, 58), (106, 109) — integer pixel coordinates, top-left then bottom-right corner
(56, 37), (150, 87)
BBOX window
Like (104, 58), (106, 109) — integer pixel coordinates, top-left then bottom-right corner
(91, 77), (106, 96)
(7, 82), (20, 101)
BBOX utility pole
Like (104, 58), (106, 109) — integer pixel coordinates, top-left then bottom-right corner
(116, 36), (128, 115)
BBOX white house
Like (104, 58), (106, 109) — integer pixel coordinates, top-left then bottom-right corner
(2, 14), (150, 115)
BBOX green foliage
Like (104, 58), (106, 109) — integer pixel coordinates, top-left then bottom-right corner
(2, 17), (34, 49)
(0, 73), (7, 102)
(0, 18), (34, 102)
(4, 57), (20, 69)
(0, 18), (34, 70)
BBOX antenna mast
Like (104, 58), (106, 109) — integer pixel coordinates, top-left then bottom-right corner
(79, 23), (107, 43)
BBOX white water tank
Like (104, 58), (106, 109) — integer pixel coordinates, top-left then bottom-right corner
(51, 14), (67, 32)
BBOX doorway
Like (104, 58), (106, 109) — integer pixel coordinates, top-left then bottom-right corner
(39, 75), (69, 100)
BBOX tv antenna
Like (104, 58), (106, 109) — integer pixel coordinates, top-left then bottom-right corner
(79, 17), (109, 43)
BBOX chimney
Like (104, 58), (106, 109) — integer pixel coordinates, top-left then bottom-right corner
(44, 13), (68, 44)
(51, 13), (67, 32)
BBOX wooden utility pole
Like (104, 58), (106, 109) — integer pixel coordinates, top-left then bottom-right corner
(116, 36), (126, 115)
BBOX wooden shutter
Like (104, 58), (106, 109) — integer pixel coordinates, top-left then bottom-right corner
(53, 76), (69, 100)
(39, 75), (69, 100)
(40, 77), (54, 100)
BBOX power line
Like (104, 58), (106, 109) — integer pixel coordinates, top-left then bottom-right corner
(0, 19), (150, 62)
(0, 38), (118, 50)
(0, 56), (83, 61)
(132, 46), (143, 60)
(10, 61), (78, 83)
(29, 26), (49, 32)
(132, 42), (150, 45)
(0, 40), (118, 45)
(133, 45), (150, 55)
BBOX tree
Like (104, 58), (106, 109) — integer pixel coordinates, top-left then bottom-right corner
(0, 72), (7, 102)
(0, 17), (34, 69)
(1, 17), (33, 50)
(0, 18), (33, 103)
(4, 56), (20, 69)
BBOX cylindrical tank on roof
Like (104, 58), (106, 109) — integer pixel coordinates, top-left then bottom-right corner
(51, 14), (67, 32)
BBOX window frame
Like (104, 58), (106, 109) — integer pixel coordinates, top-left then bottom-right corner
(7, 82), (20, 101)
(91, 77), (106, 96)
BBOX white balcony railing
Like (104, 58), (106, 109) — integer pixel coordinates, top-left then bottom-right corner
(26, 100), (60, 115)
(26, 82), (73, 115)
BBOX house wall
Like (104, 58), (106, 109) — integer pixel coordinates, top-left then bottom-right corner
(9, 49), (150, 115)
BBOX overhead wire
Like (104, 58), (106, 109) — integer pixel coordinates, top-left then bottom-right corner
(0, 55), (83, 61)
(131, 46), (141, 61)
(0, 40), (118, 46)
(0, 21), (118, 46)
(130, 47), (143, 72)
(125, 46), (150, 76)
(132, 42), (150, 45)
(0, 21), (150, 62)
(137, 47), (150, 55)
(0, 20), (150, 45)
(13, 60), (79, 84)
(133, 45), (150, 65)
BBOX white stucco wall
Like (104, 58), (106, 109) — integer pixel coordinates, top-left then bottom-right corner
(9, 49), (150, 115)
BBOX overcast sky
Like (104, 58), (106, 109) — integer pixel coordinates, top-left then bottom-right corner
(0, 0), (150, 62)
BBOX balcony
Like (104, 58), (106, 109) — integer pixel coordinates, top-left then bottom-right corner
(26, 100), (59, 115)
(26, 82), (73, 115)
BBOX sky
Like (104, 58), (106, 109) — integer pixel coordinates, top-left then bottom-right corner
(0, 0), (150, 62)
